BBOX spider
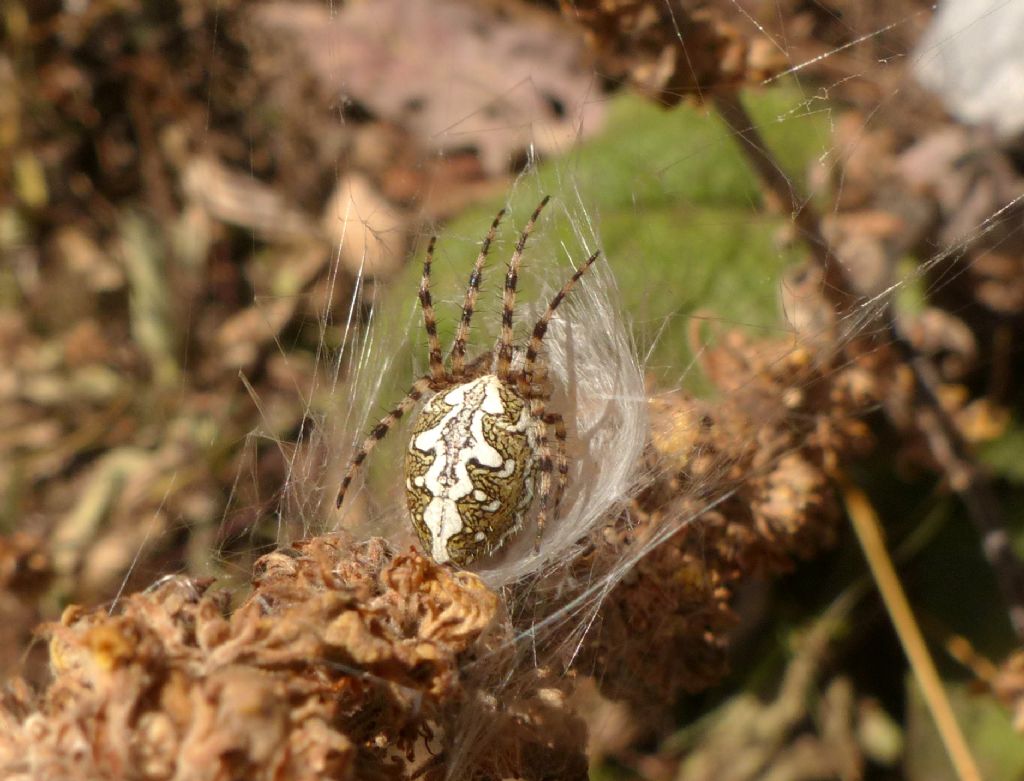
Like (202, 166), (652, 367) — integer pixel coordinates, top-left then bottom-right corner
(336, 196), (600, 566)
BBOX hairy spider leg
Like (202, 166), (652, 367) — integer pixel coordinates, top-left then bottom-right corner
(522, 251), (601, 386)
(418, 236), (446, 384)
(530, 397), (555, 551)
(496, 196), (551, 380)
(450, 207), (505, 378)
(336, 375), (432, 508)
(544, 411), (569, 519)
(461, 349), (494, 378)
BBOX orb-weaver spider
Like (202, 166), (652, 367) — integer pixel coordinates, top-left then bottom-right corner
(337, 197), (599, 566)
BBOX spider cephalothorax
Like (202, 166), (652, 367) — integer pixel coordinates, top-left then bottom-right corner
(336, 197), (599, 566)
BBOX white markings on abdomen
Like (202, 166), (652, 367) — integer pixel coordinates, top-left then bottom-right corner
(410, 375), (511, 563)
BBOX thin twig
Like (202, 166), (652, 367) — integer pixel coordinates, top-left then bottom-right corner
(838, 473), (981, 781)
(710, 91), (853, 312)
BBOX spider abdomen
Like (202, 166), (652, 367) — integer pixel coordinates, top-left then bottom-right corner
(405, 374), (538, 566)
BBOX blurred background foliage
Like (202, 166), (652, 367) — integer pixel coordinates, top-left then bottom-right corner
(3, 0), (1024, 778)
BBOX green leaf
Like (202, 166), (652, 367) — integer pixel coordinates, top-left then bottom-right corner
(979, 417), (1024, 484)
(906, 677), (1024, 781)
(392, 85), (829, 387)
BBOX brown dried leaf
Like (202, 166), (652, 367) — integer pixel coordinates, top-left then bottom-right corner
(1, 539), (582, 780)
(181, 157), (317, 242)
(322, 174), (409, 280)
(255, 0), (605, 174)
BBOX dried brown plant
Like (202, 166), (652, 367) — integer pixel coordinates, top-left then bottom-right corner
(565, 329), (877, 707)
(2, 310), (888, 778)
(0, 536), (588, 780)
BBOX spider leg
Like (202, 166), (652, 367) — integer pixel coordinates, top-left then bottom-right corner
(523, 251), (601, 382)
(463, 349), (494, 378)
(419, 236), (446, 383)
(544, 411), (569, 519)
(530, 399), (554, 553)
(496, 196), (550, 380)
(336, 375), (433, 508)
(450, 207), (505, 378)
